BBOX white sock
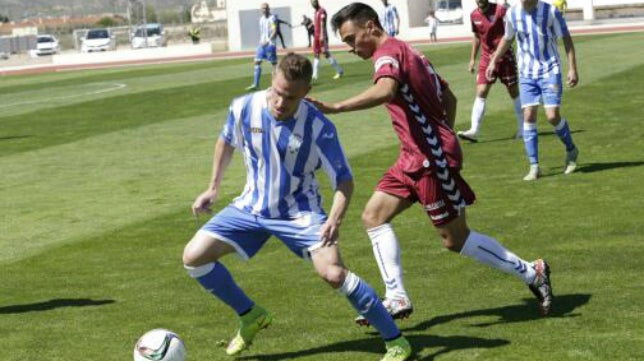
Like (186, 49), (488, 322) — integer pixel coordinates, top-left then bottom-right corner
(513, 96), (523, 134)
(327, 56), (343, 73)
(367, 223), (408, 300)
(470, 97), (487, 134)
(312, 58), (320, 79)
(460, 230), (536, 284)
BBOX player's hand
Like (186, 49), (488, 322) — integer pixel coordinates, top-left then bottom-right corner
(319, 220), (340, 247)
(485, 62), (496, 81)
(567, 69), (578, 88)
(306, 97), (341, 114)
(192, 189), (218, 216)
(468, 59), (475, 73)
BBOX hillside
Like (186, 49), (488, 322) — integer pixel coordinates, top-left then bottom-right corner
(1, 0), (205, 21)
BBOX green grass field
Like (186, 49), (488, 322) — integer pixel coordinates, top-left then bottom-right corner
(1, 32), (643, 361)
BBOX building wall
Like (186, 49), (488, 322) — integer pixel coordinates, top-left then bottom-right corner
(226, 0), (644, 51)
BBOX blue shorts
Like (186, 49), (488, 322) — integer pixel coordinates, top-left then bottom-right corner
(199, 205), (327, 261)
(519, 75), (563, 108)
(255, 44), (277, 64)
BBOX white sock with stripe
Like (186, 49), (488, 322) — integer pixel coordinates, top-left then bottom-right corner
(470, 97), (487, 134)
(367, 223), (409, 300)
(460, 230), (536, 284)
(312, 58), (320, 79)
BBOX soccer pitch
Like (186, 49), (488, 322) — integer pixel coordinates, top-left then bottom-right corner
(1, 32), (643, 361)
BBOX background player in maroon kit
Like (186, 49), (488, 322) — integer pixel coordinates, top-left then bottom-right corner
(310, 0), (344, 81)
(458, 0), (524, 143)
(309, 2), (553, 323)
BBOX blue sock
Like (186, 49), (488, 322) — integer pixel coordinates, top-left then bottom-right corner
(186, 262), (254, 315)
(555, 118), (576, 152)
(253, 65), (261, 87)
(340, 272), (401, 341)
(523, 123), (539, 165)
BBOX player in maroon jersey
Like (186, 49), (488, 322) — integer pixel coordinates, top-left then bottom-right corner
(457, 0), (523, 143)
(310, 0), (344, 80)
(309, 2), (553, 324)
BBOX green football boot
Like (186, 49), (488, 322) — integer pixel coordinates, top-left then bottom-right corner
(225, 305), (272, 356)
(380, 336), (412, 361)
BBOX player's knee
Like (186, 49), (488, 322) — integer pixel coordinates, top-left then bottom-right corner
(182, 244), (199, 267)
(182, 240), (210, 267)
(361, 208), (381, 229)
(318, 265), (347, 289)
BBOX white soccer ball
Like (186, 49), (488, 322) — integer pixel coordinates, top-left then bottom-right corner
(133, 329), (186, 361)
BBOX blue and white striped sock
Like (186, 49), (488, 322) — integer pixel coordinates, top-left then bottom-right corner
(340, 272), (401, 341)
(253, 65), (262, 87)
(186, 262), (254, 315)
(555, 118), (576, 152)
(523, 122), (539, 165)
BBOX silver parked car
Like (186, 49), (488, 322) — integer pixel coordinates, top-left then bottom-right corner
(81, 28), (116, 53)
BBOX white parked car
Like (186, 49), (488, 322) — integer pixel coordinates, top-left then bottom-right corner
(36, 34), (60, 55)
(131, 23), (167, 49)
(81, 28), (116, 53)
(435, 0), (464, 24)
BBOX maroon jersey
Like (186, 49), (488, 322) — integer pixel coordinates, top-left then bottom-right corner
(313, 7), (326, 40)
(470, 3), (507, 56)
(372, 37), (462, 174)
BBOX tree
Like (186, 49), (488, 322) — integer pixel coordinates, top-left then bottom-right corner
(145, 4), (157, 23)
(97, 16), (117, 27)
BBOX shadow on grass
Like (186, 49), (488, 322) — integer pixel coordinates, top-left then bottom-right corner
(468, 129), (585, 144)
(575, 161), (644, 173)
(0, 298), (115, 314)
(0, 135), (31, 141)
(237, 333), (509, 361)
(403, 293), (591, 331)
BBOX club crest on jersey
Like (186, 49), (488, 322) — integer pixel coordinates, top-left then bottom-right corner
(288, 134), (303, 154)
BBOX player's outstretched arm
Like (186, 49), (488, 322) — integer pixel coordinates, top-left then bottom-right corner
(319, 179), (354, 246)
(563, 35), (578, 87)
(308, 77), (398, 114)
(192, 138), (235, 216)
(469, 35), (481, 73)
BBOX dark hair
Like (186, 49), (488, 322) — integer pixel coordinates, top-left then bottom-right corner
(331, 2), (383, 34)
(277, 53), (313, 83)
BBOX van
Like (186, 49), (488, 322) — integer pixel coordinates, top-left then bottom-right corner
(435, 0), (464, 24)
(131, 23), (167, 49)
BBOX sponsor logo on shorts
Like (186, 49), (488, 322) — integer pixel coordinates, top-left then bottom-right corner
(424, 200), (445, 211)
(430, 211), (450, 221)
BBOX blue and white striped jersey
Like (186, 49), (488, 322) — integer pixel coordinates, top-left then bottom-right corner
(220, 90), (353, 219)
(380, 5), (399, 35)
(259, 14), (276, 45)
(504, 1), (569, 79)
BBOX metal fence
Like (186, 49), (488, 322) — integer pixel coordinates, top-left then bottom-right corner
(0, 35), (36, 54)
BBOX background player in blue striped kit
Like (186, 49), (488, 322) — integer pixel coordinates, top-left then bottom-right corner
(246, 3), (278, 91)
(380, 0), (400, 37)
(487, 0), (579, 181)
(182, 53), (411, 361)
